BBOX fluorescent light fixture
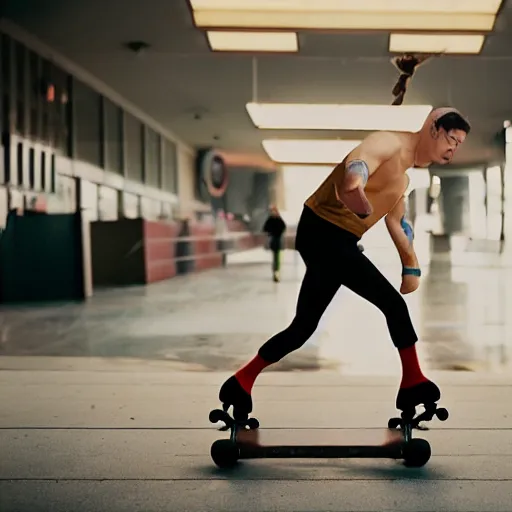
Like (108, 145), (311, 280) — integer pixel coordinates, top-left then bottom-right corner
(262, 139), (361, 164)
(193, 11), (496, 31)
(247, 103), (433, 131)
(389, 34), (485, 54)
(190, 0), (503, 15)
(206, 31), (298, 52)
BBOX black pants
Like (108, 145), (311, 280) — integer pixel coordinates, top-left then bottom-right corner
(258, 206), (418, 362)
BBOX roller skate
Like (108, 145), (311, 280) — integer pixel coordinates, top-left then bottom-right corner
(388, 379), (448, 434)
(396, 379), (441, 412)
(219, 375), (253, 419)
(209, 376), (260, 435)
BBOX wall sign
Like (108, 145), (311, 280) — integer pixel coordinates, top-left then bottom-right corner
(198, 149), (229, 200)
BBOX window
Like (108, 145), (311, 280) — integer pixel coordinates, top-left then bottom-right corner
(104, 98), (123, 174)
(1, 34), (10, 91)
(50, 63), (70, 155)
(162, 138), (177, 193)
(29, 147), (35, 189)
(1, 34), (11, 136)
(16, 142), (23, 185)
(14, 41), (26, 136)
(29, 51), (40, 140)
(41, 59), (55, 147)
(73, 78), (101, 167)
(41, 152), (46, 190)
(1, 35), (11, 183)
(50, 153), (56, 192)
(125, 113), (143, 182)
(145, 127), (160, 188)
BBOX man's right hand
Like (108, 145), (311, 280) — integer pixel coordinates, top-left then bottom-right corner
(334, 183), (373, 218)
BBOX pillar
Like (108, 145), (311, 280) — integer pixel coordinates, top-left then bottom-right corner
(504, 127), (512, 249)
(438, 175), (470, 235)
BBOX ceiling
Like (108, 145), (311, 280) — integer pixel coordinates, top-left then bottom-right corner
(4, 0), (512, 169)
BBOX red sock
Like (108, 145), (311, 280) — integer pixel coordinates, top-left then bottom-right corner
(399, 345), (428, 388)
(235, 354), (271, 394)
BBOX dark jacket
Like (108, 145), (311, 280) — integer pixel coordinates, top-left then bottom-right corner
(263, 215), (286, 251)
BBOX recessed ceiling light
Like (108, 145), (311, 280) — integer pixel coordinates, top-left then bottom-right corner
(262, 139), (361, 164)
(247, 103), (433, 131)
(206, 31), (298, 52)
(190, 0), (503, 15)
(193, 10), (496, 31)
(389, 34), (486, 54)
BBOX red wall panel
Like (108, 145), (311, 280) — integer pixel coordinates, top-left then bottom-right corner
(143, 220), (180, 283)
(188, 223), (223, 272)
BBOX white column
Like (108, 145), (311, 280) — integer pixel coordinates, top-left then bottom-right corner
(504, 126), (512, 251)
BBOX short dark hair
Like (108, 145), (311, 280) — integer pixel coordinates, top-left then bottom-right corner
(435, 112), (471, 135)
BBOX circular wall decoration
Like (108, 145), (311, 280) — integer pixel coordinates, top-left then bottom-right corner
(199, 149), (229, 199)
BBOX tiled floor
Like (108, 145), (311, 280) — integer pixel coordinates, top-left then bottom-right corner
(3, 226), (512, 512)
(1, 224), (511, 376)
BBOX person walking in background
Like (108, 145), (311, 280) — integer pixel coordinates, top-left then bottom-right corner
(263, 206), (286, 282)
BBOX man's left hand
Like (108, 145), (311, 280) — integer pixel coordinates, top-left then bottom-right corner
(400, 274), (420, 295)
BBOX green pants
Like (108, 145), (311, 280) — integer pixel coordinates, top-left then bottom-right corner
(272, 249), (281, 272)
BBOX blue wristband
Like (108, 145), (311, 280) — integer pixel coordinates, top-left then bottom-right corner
(402, 267), (421, 277)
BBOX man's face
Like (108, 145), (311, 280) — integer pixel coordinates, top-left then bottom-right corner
(430, 127), (467, 165)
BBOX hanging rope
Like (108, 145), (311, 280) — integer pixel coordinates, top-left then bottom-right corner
(391, 53), (438, 105)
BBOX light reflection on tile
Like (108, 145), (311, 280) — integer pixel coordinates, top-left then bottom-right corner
(0, 233), (511, 376)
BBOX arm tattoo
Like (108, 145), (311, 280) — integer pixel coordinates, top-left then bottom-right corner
(400, 215), (414, 244)
(346, 159), (369, 186)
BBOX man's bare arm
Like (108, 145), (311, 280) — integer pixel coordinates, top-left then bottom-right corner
(334, 132), (402, 217)
(384, 195), (419, 269)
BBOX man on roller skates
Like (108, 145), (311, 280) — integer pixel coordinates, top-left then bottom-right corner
(218, 107), (471, 421)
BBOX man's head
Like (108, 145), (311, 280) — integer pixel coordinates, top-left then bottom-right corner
(269, 205), (279, 216)
(418, 107), (471, 165)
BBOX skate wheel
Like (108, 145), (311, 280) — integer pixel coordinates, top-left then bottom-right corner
(436, 407), (449, 421)
(209, 409), (227, 424)
(402, 438), (431, 468)
(247, 418), (259, 430)
(211, 439), (240, 469)
(388, 417), (401, 429)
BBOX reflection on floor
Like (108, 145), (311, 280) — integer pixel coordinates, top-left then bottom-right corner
(0, 230), (511, 376)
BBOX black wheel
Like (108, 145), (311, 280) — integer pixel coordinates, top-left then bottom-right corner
(402, 438), (431, 468)
(436, 407), (449, 421)
(210, 439), (240, 469)
(209, 409), (227, 424)
(388, 417), (401, 429)
(247, 418), (260, 430)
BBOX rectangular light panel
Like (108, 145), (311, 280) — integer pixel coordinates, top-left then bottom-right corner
(193, 10), (496, 31)
(206, 31), (298, 52)
(190, 0), (503, 15)
(247, 103), (433, 132)
(389, 34), (485, 54)
(262, 139), (361, 164)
